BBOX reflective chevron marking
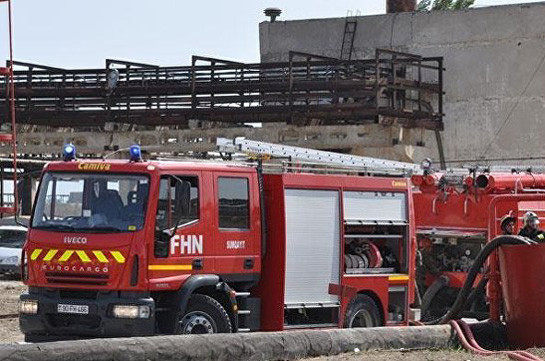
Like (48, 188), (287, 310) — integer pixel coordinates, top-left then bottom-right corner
(58, 250), (74, 262)
(110, 251), (125, 264)
(76, 250), (91, 263)
(43, 249), (58, 262)
(30, 249), (43, 261)
(29, 248), (126, 264)
(92, 251), (109, 263)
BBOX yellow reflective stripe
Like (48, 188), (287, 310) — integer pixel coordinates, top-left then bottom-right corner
(58, 250), (74, 262)
(43, 249), (58, 262)
(110, 251), (125, 264)
(30, 249), (43, 261)
(148, 265), (193, 271)
(76, 250), (91, 263)
(92, 251), (109, 263)
(388, 275), (409, 282)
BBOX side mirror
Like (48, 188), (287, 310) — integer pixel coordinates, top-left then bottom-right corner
(154, 229), (171, 258)
(174, 180), (191, 217)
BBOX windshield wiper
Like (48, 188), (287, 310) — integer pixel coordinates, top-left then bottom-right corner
(34, 224), (77, 232)
(73, 226), (124, 233)
(33, 224), (125, 233)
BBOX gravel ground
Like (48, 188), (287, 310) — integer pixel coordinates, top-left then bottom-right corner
(0, 280), (543, 361)
(306, 348), (545, 360)
(0, 280), (25, 344)
(305, 349), (510, 360)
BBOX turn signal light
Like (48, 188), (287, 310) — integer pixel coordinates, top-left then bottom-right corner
(112, 305), (150, 319)
(19, 300), (38, 314)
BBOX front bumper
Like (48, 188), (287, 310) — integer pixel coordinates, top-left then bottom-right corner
(19, 287), (155, 338)
(0, 264), (19, 275)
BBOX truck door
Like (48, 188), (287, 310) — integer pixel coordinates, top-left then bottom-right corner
(150, 172), (213, 274)
(213, 172), (261, 279)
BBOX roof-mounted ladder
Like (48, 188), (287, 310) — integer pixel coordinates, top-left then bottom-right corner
(216, 137), (421, 176)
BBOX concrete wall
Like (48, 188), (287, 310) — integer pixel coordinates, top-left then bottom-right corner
(259, 3), (545, 166)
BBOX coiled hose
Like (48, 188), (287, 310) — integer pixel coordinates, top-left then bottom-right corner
(425, 235), (536, 325)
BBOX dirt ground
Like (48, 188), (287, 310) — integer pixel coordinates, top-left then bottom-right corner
(0, 280), (25, 344)
(0, 280), (543, 360)
(306, 349), (509, 360)
(306, 348), (545, 360)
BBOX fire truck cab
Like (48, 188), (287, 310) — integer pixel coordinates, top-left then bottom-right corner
(19, 145), (416, 340)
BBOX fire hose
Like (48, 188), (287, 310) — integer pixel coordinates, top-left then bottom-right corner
(425, 235), (536, 325)
(422, 235), (541, 360)
(450, 319), (542, 361)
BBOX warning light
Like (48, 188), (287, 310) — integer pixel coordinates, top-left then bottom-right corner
(63, 143), (76, 161)
(129, 144), (142, 162)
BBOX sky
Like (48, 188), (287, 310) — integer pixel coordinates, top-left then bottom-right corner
(0, 0), (542, 68)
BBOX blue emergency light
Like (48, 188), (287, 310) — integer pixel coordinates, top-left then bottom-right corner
(129, 144), (142, 162)
(63, 143), (76, 161)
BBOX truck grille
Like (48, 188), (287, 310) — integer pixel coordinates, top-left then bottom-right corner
(47, 313), (101, 329)
(59, 290), (98, 300)
(45, 272), (109, 286)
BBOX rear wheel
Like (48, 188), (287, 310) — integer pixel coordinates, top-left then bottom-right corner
(176, 294), (232, 334)
(343, 294), (381, 328)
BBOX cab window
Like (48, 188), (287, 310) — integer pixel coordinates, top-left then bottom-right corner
(155, 175), (199, 230)
(154, 175), (199, 258)
(218, 177), (249, 229)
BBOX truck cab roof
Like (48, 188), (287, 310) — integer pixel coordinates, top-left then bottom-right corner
(44, 159), (256, 174)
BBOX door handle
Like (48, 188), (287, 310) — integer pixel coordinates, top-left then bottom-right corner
(192, 258), (203, 270)
(244, 258), (254, 269)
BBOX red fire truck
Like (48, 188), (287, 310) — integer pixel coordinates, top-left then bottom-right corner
(412, 169), (545, 320)
(18, 139), (417, 341)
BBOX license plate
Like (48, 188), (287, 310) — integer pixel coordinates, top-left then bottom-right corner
(57, 304), (89, 315)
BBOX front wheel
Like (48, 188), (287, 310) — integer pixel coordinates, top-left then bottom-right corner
(343, 294), (382, 328)
(176, 294), (232, 334)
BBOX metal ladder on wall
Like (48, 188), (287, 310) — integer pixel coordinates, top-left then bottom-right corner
(0, 0), (17, 215)
(339, 10), (360, 60)
(216, 137), (421, 176)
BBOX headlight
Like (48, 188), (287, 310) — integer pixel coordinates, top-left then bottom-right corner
(111, 305), (150, 319)
(0, 256), (19, 265)
(19, 300), (38, 314)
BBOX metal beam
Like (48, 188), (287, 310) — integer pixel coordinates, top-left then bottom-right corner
(0, 124), (427, 157)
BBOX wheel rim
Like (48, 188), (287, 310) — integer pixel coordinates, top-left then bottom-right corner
(180, 311), (217, 334)
(349, 309), (374, 328)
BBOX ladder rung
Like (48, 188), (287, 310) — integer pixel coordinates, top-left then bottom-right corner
(0, 206), (15, 214)
(237, 310), (251, 315)
(235, 292), (250, 297)
(0, 133), (13, 142)
(0, 67), (10, 76)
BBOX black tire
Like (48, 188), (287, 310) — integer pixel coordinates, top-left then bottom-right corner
(343, 294), (382, 328)
(176, 294), (232, 334)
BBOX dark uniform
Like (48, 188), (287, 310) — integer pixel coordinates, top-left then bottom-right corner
(518, 227), (545, 242)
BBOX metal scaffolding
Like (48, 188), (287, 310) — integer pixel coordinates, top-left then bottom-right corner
(0, 49), (443, 130)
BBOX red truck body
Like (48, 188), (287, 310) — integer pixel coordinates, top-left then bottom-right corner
(412, 172), (545, 320)
(19, 158), (416, 339)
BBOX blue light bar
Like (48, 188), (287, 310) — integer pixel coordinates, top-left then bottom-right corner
(129, 144), (142, 162)
(63, 143), (76, 161)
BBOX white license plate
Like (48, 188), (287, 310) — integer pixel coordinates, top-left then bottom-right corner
(57, 304), (89, 315)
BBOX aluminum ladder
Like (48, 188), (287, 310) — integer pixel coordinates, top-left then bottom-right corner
(216, 137), (421, 176)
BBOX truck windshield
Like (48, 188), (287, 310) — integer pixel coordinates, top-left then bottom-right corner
(32, 172), (149, 233)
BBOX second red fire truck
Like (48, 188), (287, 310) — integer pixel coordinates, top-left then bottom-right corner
(18, 139), (418, 341)
(412, 168), (545, 320)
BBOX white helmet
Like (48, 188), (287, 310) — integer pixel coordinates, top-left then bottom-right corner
(523, 211), (539, 227)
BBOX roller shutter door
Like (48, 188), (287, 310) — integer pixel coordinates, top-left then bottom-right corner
(284, 189), (340, 306)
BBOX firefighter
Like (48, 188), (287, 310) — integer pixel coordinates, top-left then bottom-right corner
(416, 237), (440, 297)
(500, 213), (516, 235)
(518, 211), (545, 242)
